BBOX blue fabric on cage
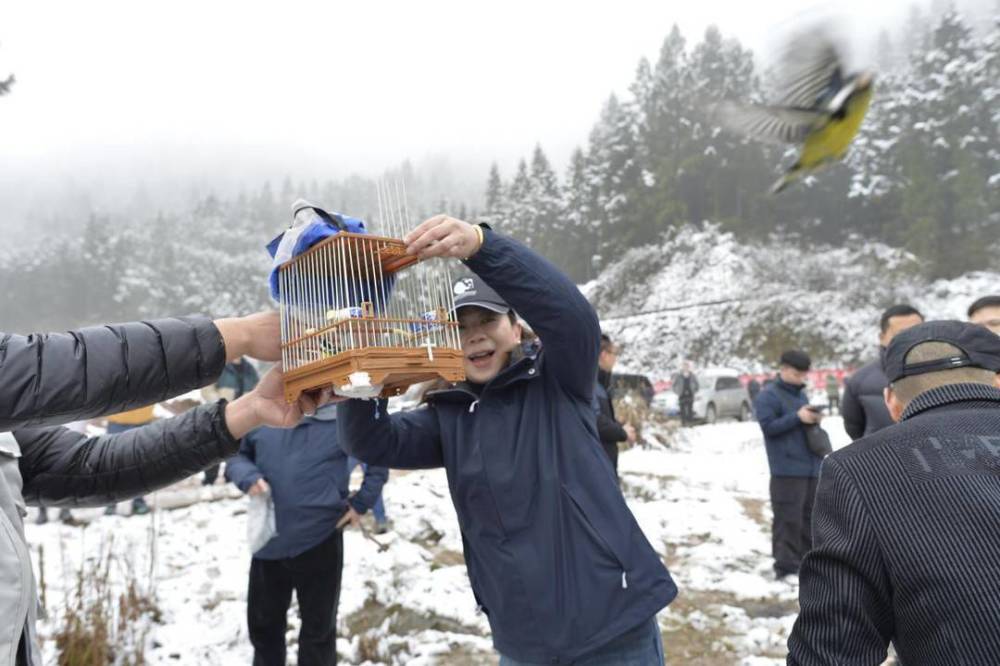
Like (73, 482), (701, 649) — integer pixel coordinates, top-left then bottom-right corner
(266, 204), (394, 308)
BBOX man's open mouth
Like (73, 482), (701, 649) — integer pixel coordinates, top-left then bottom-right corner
(467, 350), (495, 366)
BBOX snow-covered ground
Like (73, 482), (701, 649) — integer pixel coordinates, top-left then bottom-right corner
(26, 416), (853, 665)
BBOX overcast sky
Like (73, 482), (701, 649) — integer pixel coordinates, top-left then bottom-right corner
(0, 0), (950, 199)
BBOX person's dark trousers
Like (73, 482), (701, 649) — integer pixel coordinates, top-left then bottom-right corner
(679, 397), (694, 425)
(828, 395), (840, 414)
(248, 529), (344, 666)
(769, 476), (818, 577)
(202, 463), (221, 485)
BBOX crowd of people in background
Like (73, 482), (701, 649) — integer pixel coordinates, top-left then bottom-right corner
(5, 214), (1000, 665)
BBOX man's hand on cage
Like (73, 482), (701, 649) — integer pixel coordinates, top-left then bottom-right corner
(223, 365), (341, 438)
(404, 215), (482, 260)
(214, 310), (282, 362)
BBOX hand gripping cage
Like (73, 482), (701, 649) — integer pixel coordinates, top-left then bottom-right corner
(276, 185), (465, 402)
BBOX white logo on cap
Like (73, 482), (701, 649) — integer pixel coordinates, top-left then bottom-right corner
(454, 278), (476, 296)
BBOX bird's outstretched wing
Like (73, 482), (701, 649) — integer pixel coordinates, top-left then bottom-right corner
(775, 29), (844, 110)
(717, 102), (829, 145)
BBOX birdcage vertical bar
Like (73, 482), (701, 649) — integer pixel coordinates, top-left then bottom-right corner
(376, 179), (387, 237)
(279, 267), (287, 370)
(283, 264), (292, 369)
(290, 261), (300, 369)
(291, 262), (299, 369)
(320, 242), (331, 358)
(368, 239), (380, 347)
(300, 256), (309, 367)
(399, 179), (410, 240)
(308, 248), (319, 361)
(432, 264), (446, 350)
(302, 250), (312, 363)
(378, 241), (395, 348)
(330, 241), (340, 354)
(347, 235), (359, 351)
(338, 234), (352, 351)
(349, 235), (362, 349)
(397, 180), (416, 351)
(444, 263), (458, 350)
(358, 237), (372, 347)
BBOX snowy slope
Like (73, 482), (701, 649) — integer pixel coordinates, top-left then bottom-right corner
(583, 224), (1000, 380)
(26, 417), (855, 665)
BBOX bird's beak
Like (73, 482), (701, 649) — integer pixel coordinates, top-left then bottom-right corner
(858, 72), (874, 90)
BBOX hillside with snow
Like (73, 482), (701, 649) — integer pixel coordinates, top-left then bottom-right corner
(584, 224), (999, 379)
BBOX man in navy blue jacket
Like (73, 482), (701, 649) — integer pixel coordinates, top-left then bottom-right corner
(754, 350), (824, 580)
(338, 216), (675, 665)
(226, 405), (388, 666)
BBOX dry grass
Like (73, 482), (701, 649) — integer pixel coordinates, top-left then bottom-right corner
(661, 587), (796, 664)
(343, 589), (491, 663)
(736, 496), (770, 534)
(53, 535), (160, 666)
(614, 390), (681, 451)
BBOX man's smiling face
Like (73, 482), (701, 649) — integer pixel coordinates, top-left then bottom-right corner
(457, 306), (522, 384)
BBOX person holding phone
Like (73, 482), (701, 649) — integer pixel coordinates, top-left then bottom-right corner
(753, 350), (825, 580)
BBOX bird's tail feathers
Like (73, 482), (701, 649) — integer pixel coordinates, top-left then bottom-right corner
(769, 166), (802, 195)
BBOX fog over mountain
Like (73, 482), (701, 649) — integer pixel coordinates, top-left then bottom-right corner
(4, 0), (992, 245)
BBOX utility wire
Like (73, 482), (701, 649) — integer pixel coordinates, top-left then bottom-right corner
(598, 292), (782, 323)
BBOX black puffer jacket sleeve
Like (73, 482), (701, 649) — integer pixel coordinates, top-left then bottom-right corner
(14, 402), (239, 507)
(0, 316), (226, 430)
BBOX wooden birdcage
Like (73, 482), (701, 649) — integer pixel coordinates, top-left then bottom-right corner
(277, 185), (465, 402)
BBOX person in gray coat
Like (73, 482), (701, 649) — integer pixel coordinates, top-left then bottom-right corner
(841, 304), (923, 440)
(1, 311), (331, 666)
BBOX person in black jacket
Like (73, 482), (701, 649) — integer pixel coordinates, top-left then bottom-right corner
(1, 311), (332, 666)
(789, 320), (1000, 665)
(841, 304), (923, 440)
(594, 334), (636, 474)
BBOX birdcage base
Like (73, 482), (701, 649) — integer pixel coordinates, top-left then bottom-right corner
(283, 347), (466, 402)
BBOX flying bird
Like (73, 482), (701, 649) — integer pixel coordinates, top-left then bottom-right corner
(718, 30), (874, 194)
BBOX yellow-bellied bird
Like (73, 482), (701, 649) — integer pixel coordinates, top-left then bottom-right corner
(719, 31), (873, 194)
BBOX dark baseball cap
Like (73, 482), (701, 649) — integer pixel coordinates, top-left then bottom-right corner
(451, 276), (511, 315)
(780, 350), (812, 371)
(884, 320), (1000, 383)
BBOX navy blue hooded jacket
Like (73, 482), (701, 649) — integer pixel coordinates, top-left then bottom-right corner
(226, 410), (388, 560)
(337, 229), (676, 664)
(755, 379), (823, 477)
